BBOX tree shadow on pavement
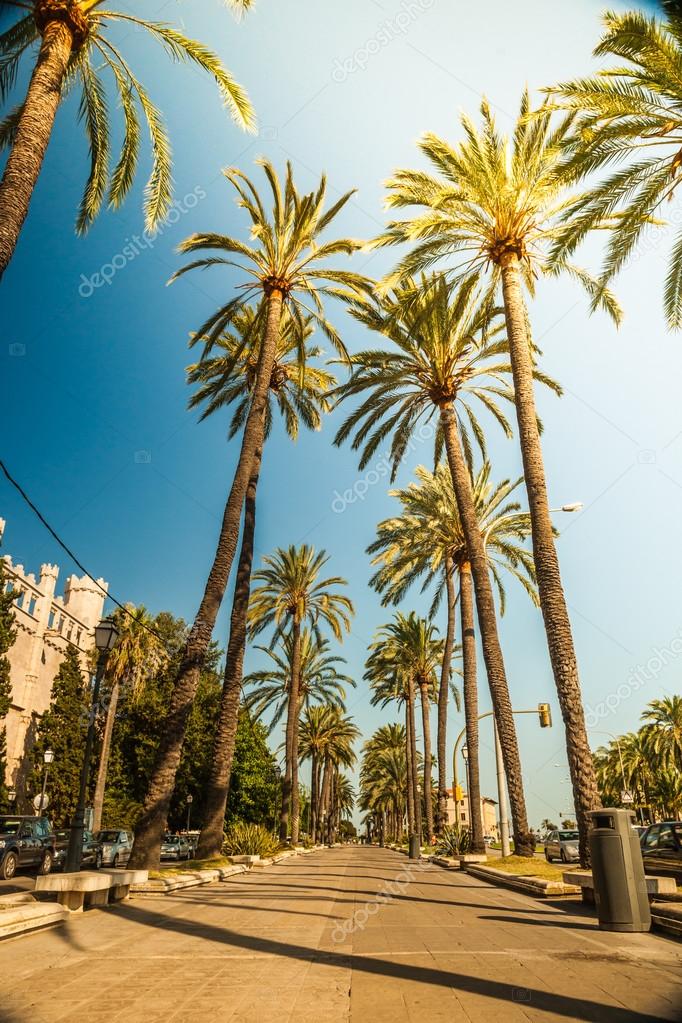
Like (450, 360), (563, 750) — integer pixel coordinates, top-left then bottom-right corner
(113, 898), (676, 1023)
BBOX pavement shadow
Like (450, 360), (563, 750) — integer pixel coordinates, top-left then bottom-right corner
(116, 898), (674, 1023)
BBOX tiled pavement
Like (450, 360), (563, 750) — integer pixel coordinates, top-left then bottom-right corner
(1, 846), (681, 1022)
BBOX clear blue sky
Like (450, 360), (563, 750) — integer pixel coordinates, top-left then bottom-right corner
(1, 0), (676, 829)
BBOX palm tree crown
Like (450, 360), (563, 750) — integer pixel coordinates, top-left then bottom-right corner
(0, 1), (254, 232)
(374, 91), (620, 322)
(547, 6), (682, 327)
(187, 306), (335, 441)
(171, 158), (369, 356)
(243, 631), (354, 731)
(248, 544), (354, 643)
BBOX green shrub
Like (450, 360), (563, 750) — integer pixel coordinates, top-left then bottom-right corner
(436, 824), (471, 857)
(222, 822), (280, 858)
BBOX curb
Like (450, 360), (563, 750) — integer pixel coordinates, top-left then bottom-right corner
(463, 863), (582, 898)
(652, 902), (682, 940)
(131, 864), (248, 894)
(0, 897), (68, 940)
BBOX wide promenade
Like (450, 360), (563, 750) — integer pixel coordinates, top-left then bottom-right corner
(1, 846), (681, 1022)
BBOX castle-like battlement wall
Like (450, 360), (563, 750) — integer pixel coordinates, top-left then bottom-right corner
(0, 518), (108, 805)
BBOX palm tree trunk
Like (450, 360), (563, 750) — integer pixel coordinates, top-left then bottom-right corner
(437, 560), (456, 833)
(407, 674), (422, 842)
(0, 18), (74, 280)
(291, 688), (303, 844)
(419, 680), (434, 841)
(318, 759), (331, 843)
(196, 444), (263, 860)
(459, 561), (484, 854)
(281, 618), (302, 843)
(405, 701), (415, 835)
(130, 289), (284, 869)
(440, 403), (533, 855)
(310, 750), (319, 842)
(500, 254), (601, 865)
(91, 679), (119, 834)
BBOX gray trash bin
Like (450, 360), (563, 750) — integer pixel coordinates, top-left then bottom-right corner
(588, 808), (651, 932)
(408, 834), (420, 859)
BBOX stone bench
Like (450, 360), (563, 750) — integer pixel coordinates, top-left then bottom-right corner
(35, 868), (148, 912)
(562, 869), (677, 904)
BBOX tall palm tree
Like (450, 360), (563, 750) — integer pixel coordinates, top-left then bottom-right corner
(335, 275), (538, 854)
(0, 1), (254, 277)
(302, 710), (358, 843)
(374, 97), (620, 863)
(369, 463), (537, 852)
(247, 545), (354, 844)
(130, 163), (364, 869)
(92, 604), (167, 832)
(190, 307), (336, 860)
(360, 724), (408, 844)
(365, 614), (440, 840)
(547, 5), (682, 329)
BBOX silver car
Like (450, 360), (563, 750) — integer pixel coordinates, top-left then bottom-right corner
(544, 828), (579, 863)
(161, 835), (192, 861)
(98, 829), (133, 867)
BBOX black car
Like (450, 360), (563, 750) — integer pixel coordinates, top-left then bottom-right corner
(54, 829), (103, 870)
(0, 815), (56, 880)
(640, 821), (682, 882)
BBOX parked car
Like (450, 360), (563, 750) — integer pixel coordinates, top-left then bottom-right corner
(640, 821), (682, 882)
(161, 835), (192, 861)
(53, 829), (103, 870)
(97, 829), (134, 867)
(483, 835), (496, 847)
(0, 815), (56, 880)
(544, 828), (580, 863)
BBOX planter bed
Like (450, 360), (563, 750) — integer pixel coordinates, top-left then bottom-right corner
(464, 863), (581, 898)
(651, 901), (682, 939)
(131, 864), (248, 895)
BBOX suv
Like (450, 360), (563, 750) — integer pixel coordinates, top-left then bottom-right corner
(0, 815), (56, 880)
(97, 829), (133, 867)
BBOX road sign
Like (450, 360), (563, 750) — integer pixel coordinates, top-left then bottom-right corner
(621, 791), (634, 804)
(33, 794), (49, 811)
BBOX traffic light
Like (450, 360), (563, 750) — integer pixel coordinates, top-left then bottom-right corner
(538, 702), (552, 728)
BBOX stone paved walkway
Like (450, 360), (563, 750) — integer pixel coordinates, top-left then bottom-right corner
(1, 846), (681, 1022)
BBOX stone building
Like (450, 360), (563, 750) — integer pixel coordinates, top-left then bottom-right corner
(445, 788), (499, 839)
(1, 518), (108, 804)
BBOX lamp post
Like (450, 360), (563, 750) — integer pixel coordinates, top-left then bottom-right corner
(8, 788), (16, 805)
(272, 764), (282, 836)
(37, 749), (54, 815)
(461, 745), (470, 824)
(65, 616), (119, 873)
(549, 503), (583, 514)
(186, 794), (193, 833)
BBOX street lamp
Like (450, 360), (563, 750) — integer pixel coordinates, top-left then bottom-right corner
(186, 794), (194, 833)
(37, 749), (54, 815)
(549, 503), (584, 513)
(65, 615), (119, 873)
(7, 788), (16, 806)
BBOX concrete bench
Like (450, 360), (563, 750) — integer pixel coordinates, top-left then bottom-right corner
(562, 869), (677, 904)
(35, 868), (148, 912)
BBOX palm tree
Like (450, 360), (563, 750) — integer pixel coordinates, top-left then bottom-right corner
(642, 696), (682, 771)
(91, 604), (167, 832)
(360, 724), (408, 843)
(302, 711), (358, 843)
(247, 545), (354, 844)
(130, 163), (364, 869)
(0, 1), (254, 277)
(365, 613), (440, 840)
(335, 275), (537, 854)
(369, 462), (537, 852)
(190, 307), (336, 860)
(547, 6), (682, 328)
(374, 96), (620, 863)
